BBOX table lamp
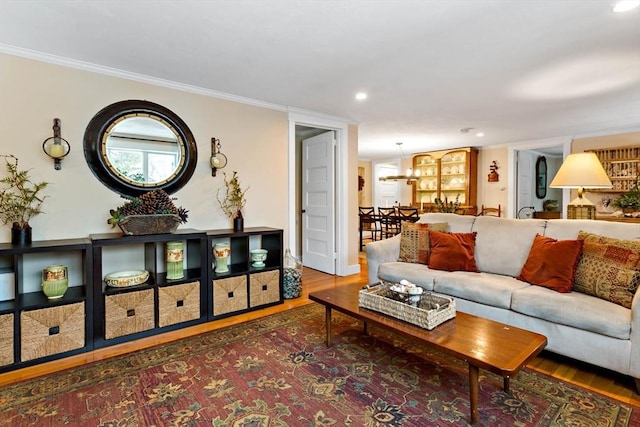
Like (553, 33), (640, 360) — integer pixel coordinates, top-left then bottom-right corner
(549, 152), (612, 219)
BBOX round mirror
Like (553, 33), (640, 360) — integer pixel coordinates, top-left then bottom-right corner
(84, 100), (197, 196)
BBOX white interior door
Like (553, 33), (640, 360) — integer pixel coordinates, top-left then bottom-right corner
(302, 131), (335, 274)
(375, 163), (399, 208)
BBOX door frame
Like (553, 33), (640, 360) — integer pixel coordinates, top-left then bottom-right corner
(507, 137), (571, 218)
(288, 111), (350, 276)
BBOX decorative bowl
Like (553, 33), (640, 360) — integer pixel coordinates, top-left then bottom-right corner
(41, 279), (68, 299)
(104, 270), (150, 288)
(543, 200), (559, 211)
(250, 249), (268, 268)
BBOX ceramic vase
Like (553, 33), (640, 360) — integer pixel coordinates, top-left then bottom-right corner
(41, 265), (68, 299)
(214, 243), (231, 273)
(166, 241), (184, 280)
(250, 249), (268, 268)
(11, 225), (31, 245)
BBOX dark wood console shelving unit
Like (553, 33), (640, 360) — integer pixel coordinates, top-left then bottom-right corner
(90, 229), (208, 348)
(206, 227), (283, 320)
(0, 226), (284, 376)
(0, 238), (93, 373)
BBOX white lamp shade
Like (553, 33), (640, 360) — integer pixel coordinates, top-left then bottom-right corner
(549, 152), (612, 189)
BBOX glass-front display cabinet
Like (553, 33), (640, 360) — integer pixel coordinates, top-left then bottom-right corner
(412, 147), (478, 214)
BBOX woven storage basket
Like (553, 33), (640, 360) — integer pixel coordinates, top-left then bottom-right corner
(158, 281), (200, 327)
(118, 214), (181, 235)
(213, 276), (248, 316)
(20, 302), (85, 361)
(105, 288), (154, 339)
(249, 270), (280, 308)
(0, 313), (14, 366)
(359, 284), (455, 330)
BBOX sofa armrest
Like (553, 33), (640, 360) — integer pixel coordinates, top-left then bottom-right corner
(630, 289), (640, 379)
(365, 235), (401, 283)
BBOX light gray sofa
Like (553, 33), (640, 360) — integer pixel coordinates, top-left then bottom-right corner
(366, 213), (640, 392)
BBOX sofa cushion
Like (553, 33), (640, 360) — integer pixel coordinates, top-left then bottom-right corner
(471, 216), (547, 277)
(511, 286), (631, 340)
(517, 234), (583, 293)
(434, 271), (530, 309)
(419, 212), (476, 233)
(377, 262), (446, 291)
(544, 219), (640, 241)
(573, 231), (640, 309)
(578, 231), (640, 250)
(428, 231), (480, 272)
(398, 222), (448, 264)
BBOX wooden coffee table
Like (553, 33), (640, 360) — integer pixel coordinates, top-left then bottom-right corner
(309, 283), (547, 425)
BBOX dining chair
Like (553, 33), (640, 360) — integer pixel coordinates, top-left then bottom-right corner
(397, 206), (420, 224)
(378, 207), (401, 238)
(358, 206), (380, 250)
(478, 204), (501, 217)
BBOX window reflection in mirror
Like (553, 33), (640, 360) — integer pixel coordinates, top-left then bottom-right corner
(101, 115), (185, 186)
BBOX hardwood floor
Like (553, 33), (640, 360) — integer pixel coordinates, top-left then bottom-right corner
(1, 256), (639, 408)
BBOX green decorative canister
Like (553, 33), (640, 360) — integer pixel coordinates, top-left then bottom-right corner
(166, 241), (184, 280)
(214, 243), (231, 273)
(41, 265), (69, 299)
(283, 249), (302, 299)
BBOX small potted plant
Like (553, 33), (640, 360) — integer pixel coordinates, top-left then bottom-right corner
(434, 194), (461, 213)
(217, 171), (248, 231)
(612, 178), (640, 213)
(0, 155), (50, 244)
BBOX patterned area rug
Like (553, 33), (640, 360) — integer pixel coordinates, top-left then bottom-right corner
(0, 304), (637, 426)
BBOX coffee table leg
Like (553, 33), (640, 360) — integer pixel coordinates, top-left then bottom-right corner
(504, 376), (510, 393)
(325, 306), (332, 346)
(469, 364), (479, 425)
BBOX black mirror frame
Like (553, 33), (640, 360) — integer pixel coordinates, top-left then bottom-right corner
(535, 156), (547, 199)
(84, 100), (197, 196)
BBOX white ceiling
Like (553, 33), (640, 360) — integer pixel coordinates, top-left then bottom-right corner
(1, 0), (639, 160)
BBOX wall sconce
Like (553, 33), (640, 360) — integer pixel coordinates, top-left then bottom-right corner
(210, 137), (227, 177)
(42, 118), (70, 170)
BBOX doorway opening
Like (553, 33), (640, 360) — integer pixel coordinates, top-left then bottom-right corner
(508, 138), (570, 218)
(288, 112), (350, 276)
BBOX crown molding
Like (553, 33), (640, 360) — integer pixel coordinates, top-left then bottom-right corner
(0, 43), (291, 112)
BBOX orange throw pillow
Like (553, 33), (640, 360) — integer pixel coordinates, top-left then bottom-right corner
(517, 234), (584, 293)
(428, 230), (480, 272)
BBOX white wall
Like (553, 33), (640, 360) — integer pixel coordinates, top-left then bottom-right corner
(0, 53), (290, 242)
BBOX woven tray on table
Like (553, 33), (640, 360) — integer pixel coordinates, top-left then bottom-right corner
(359, 281), (456, 330)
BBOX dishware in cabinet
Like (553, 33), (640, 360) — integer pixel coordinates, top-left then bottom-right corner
(207, 227), (283, 320)
(90, 230), (208, 348)
(412, 147), (478, 214)
(586, 146), (639, 193)
(0, 238), (92, 372)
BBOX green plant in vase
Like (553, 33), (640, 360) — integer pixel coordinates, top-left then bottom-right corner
(612, 178), (640, 212)
(217, 171), (248, 231)
(0, 155), (50, 244)
(434, 194), (461, 213)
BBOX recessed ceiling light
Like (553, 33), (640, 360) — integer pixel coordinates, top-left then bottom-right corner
(613, 0), (640, 12)
(476, 132), (485, 137)
(355, 92), (367, 100)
